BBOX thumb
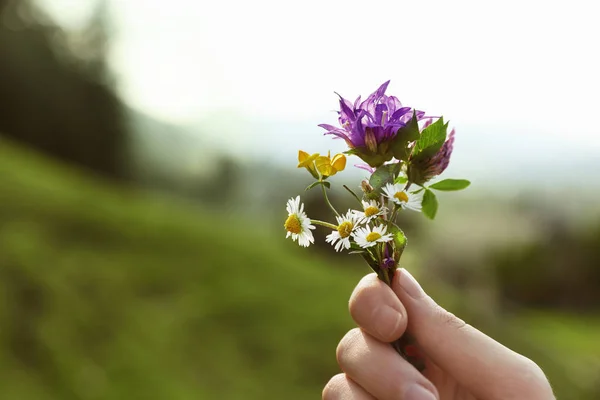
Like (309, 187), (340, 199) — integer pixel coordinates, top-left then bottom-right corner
(392, 268), (554, 400)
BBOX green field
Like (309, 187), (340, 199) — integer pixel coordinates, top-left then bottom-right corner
(0, 139), (366, 399)
(0, 138), (598, 399)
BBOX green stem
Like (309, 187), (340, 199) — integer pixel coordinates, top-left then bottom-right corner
(390, 205), (399, 223)
(310, 219), (338, 230)
(321, 181), (340, 217)
(343, 185), (363, 207)
(377, 269), (426, 372)
(379, 265), (391, 285)
(361, 251), (387, 283)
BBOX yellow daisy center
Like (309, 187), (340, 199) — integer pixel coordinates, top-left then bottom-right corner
(394, 191), (409, 203)
(284, 214), (302, 234)
(337, 221), (353, 238)
(366, 232), (382, 242)
(364, 206), (379, 217)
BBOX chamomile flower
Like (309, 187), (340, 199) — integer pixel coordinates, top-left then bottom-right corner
(353, 200), (387, 222)
(325, 211), (362, 252)
(382, 183), (423, 212)
(352, 225), (393, 248)
(284, 196), (315, 247)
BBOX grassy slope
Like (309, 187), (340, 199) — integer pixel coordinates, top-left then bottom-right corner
(0, 138), (364, 399)
(508, 311), (600, 399)
(1, 138), (598, 399)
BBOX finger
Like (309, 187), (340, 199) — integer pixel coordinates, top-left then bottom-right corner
(392, 268), (554, 400)
(322, 373), (376, 400)
(336, 328), (439, 400)
(349, 273), (407, 342)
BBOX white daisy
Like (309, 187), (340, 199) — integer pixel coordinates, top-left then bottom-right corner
(353, 200), (387, 222)
(325, 211), (362, 252)
(284, 196), (315, 247)
(352, 225), (394, 248)
(382, 183), (423, 212)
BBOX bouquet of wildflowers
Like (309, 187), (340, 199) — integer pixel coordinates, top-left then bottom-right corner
(283, 81), (470, 370)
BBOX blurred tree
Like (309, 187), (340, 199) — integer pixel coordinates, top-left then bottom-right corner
(0, 0), (129, 180)
(493, 218), (600, 311)
(194, 155), (241, 205)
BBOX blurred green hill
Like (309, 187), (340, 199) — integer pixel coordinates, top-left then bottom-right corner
(0, 137), (363, 399)
(1, 137), (599, 399)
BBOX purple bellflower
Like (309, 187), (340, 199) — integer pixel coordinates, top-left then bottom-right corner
(320, 81), (426, 168)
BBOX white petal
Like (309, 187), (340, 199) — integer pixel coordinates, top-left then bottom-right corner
(334, 240), (344, 252)
(326, 231), (339, 243)
(341, 237), (351, 250)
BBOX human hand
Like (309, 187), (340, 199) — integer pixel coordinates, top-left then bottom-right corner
(323, 269), (555, 400)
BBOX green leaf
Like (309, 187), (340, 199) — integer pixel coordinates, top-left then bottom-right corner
(421, 189), (438, 220)
(412, 118), (448, 159)
(429, 179), (471, 191)
(345, 147), (390, 168)
(305, 180), (330, 191)
(367, 163), (400, 198)
(386, 225), (407, 264)
(391, 111), (420, 161)
(394, 175), (408, 184)
(343, 184), (363, 205)
(397, 111), (421, 141)
(392, 228), (407, 250)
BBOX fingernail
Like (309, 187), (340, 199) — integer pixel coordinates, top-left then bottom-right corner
(404, 384), (437, 400)
(398, 268), (425, 299)
(373, 305), (402, 339)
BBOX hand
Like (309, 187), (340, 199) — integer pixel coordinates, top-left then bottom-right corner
(323, 268), (555, 400)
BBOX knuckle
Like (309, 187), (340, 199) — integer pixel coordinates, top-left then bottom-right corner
(385, 378), (438, 400)
(322, 374), (346, 400)
(336, 328), (362, 368)
(432, 302), (467, 332)
(385, 379), (411, 400)
(498, 356), (554, 399)
(517, 357), (555, 398)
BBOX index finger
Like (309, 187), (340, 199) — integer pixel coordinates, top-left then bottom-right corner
(393, 268), (555, 400)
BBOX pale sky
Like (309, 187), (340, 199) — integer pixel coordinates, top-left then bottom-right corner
(41, 0), (600, 154)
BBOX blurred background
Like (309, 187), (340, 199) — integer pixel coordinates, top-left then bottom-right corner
(0, 0), (599, 398)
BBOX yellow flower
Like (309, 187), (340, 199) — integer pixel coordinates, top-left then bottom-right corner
(297, 150), (320, 179)
(315, 151), (347, 178)
(298, 150), (346, 179)
(331, 153), (347, 172)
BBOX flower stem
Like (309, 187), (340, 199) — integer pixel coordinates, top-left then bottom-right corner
(321, 181), (340, 217)
(343, 185), (363, 207)
(310, 219), (338, 230)
(381, 269), (426, 372)
(390, 205), (399, 223)
(379, 266), (391, 285)
(361, 250), (426, 373)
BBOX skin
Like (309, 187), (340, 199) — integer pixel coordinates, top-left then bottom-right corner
(323, 268), (555, 400)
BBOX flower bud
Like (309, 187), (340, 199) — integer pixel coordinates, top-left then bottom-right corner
(361, 180), (374, 195)
(408, 129), (455, 184)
